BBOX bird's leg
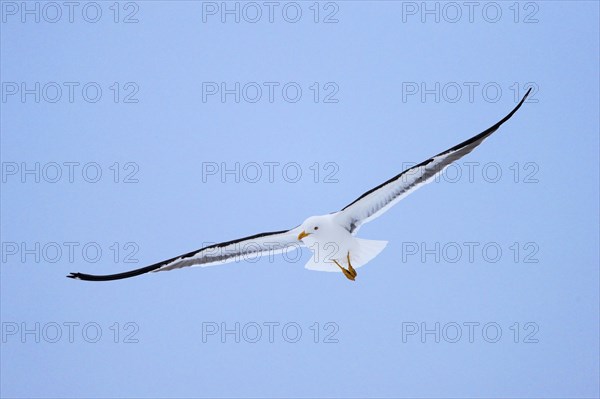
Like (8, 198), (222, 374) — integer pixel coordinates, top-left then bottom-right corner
(347, 251), (357, 278)
(332, 259), (355, 281)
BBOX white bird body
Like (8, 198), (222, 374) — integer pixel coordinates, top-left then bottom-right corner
(68, 89), (531, 282)
(297, 214), (388, 272)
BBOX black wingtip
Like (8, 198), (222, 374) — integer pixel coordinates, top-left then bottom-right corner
(496, 85), (531, 126)
(521, 86), (532, 103)
(64, 262), (167, 281)
(441, 86), (531, 154)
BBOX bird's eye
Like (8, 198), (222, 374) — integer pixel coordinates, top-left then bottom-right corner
(314, 226), (319, 230)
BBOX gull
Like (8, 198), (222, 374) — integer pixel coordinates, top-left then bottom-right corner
(68, 89), (531, 282)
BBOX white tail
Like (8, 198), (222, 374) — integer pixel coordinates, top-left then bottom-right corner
(304, 238), (388, 272)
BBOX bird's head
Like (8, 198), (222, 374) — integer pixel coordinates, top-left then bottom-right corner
(297, 215), (328, 242)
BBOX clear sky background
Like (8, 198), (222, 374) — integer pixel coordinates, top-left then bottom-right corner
(1, 1), (598, 398)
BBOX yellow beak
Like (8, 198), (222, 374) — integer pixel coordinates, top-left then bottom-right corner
(297, 231), (310, 241)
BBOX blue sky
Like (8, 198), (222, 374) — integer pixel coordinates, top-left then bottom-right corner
(1, 1), (598, 398)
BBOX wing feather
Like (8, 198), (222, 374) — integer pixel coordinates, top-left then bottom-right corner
(335, 88), (531, 233)
(67, 228), (301, 281)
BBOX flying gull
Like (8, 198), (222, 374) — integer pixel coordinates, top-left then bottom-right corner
(68, 88), (531, 282)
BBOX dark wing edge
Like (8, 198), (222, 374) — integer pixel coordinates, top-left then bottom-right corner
(67, 229), (295, 282)
(337, 88), (531, 231)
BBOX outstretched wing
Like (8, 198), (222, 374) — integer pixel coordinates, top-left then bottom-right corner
(335, 88), (531, 234)
(67, 228), (302, 281)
